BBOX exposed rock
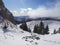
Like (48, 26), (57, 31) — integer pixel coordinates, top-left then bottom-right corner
(0, 0), (16, 25)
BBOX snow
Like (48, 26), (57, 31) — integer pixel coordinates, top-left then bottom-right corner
(27, 20), (60, 33)
(0, 28), (60, 45)
(0, 21), (60, 45)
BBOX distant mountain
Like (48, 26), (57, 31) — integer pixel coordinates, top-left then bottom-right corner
(14, 16), (31, 23)
(14, 16), (29, 21)
(14, 16), (60, 24)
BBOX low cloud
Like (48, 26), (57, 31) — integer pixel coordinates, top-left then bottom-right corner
(11, 1), (60, 18)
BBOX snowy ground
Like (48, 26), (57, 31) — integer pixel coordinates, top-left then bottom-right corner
(27, 20), (60, 33)
(0, 21), (60, 45)
(0, 28), (60, 45)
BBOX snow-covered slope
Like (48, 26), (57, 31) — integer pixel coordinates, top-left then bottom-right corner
(0, 27), (60, 45)
(27, 20), (60, 33)
(0, 21), (60, 45)
(0, 23), (60, 45)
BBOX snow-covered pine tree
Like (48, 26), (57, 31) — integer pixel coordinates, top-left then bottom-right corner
(57, 28), (60, 33)
(39, 20), (45, 34)
(20, 22), (28, 31)
(33, 24), (38, 33)
(44, 25), (49, 34)
(53, 29), (57, 34)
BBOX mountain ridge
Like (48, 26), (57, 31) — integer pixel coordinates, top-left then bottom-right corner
(14, 16), (60, 24)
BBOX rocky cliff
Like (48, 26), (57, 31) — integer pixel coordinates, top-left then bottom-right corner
(0, 0), (16, 25)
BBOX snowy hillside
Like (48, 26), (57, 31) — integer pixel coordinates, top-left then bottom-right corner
(0, 21), (60, 45)
(27, 20), (60, 33)
(0, 0), (60, 45)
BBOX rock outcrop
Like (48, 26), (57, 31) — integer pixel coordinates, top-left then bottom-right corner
(0, 0), (16, 25)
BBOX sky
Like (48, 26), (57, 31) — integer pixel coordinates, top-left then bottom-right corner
(3, 0), (60, 18)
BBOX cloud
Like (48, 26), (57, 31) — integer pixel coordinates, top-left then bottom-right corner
(11, 1), (60, 18)
(11, 8), (32, 16)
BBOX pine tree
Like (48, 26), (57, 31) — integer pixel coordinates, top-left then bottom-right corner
(33, 20), (50, 35)
(38, 20), (45, 34)
(45, 25), (49, 34)
(28, 28), (31, 32)
(53, 29), (56, 34)
(20, 22), (28, 31)
(57, 28), (60, 33)
(33, 24), (38, 33)
(3, 23), (8, 33)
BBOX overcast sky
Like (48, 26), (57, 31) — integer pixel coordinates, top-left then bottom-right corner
(3, 0), (60, 18)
